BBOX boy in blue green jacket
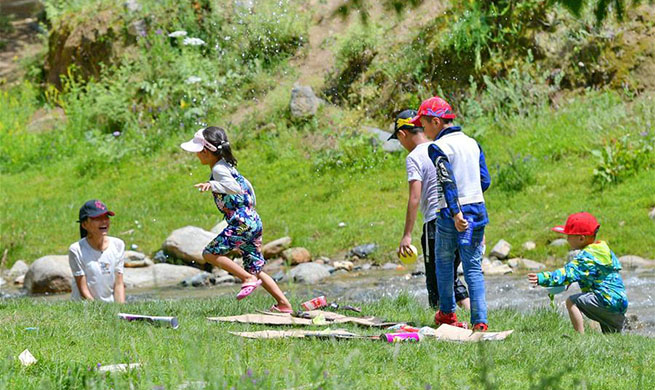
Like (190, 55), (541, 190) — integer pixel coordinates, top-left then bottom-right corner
(528, 212), (628, 334)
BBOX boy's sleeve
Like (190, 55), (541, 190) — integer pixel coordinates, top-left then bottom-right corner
(537, 258), (585, 287)
(405, 156), (422, 182)
(478, 143), (491, 192)
(210, 164), (241, 194)
(428, 144), (461, 216)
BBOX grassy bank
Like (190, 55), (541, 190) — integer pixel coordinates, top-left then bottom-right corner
(1, 294), (654, 389)
(2, 90), (654, 266)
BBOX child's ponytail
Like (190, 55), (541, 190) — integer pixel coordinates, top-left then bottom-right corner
(202, 126), (238, 167)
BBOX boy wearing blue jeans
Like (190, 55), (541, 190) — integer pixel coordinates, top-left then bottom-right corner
(411, 96), (491, 331)
(528, 212), (628, 334)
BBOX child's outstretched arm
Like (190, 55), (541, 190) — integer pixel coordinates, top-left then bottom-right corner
(209, 163), (241, 194)
(531, 258), (586, 287)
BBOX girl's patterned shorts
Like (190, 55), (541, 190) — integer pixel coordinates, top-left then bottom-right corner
(203, 221), (265, 274)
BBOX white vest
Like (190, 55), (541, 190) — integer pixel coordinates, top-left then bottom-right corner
(433, 131), (485, 210)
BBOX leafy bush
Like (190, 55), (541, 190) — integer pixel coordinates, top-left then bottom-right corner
(592, 132), (655, 189)
(493, 153), (536, 193)
(311, 132), (391, 174)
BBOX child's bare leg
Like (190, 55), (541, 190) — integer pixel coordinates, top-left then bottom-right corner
(257, 271), (292, 309)
(457, 297), (471, 310)
(566, 298), (585, 334)
(203, 253), (257, 284)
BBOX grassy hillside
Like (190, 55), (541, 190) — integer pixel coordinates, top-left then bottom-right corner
(1, 0), (655, 267)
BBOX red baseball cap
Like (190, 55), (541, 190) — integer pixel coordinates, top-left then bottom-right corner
(410, 96), (457, 126)
(551, 212), (600, 236)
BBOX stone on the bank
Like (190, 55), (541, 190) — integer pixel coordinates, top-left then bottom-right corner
(14, 274), (25, 286)
(124, 251), (154, 268)
(482, 262), (513, 275)
(364, 126), (404, 153)
(7, 260), (29, 279)
(263, 258), (285, 274)
(549, 238), (568, 247)
(289, 85), (320, 118)
(24, 255), (73, 294)
(489, 240), (511, 260)
(349, 243), (378, 258)
(215, 275), (236, 284)
(522, 241), (536, 251)
(333, 261), (354, 272)
(123, 263), (203, 289)
(361, 263), (372, 271)
(180, 272), (215, 287)
(288, 263), (330, 284)
(262, 237), (292, 259)
(283, 247), (311, 265)
(507, 258), (546, 271)
(619, 255), (655, 269)
(382, 262), (399, 270)
(162, 226), (215, 265)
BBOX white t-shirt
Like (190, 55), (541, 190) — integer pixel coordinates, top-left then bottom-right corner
(68, 237), (125, 302)
(406, 142), (439, 223)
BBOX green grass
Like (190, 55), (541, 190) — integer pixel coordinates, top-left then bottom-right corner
(1, 294), (653, 389)
(2, 91), (654, 267)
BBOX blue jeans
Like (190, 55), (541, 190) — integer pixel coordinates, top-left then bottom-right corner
(435, 217), (487, 325)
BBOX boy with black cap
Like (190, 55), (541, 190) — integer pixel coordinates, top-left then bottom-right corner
(390, 109), (470, 311)
(411, 96), (491, 331)
(68, 199), (125, 303)
(528, 212), (628, 334)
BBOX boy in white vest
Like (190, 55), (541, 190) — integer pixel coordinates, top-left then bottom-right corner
(390, 109), (470, 311)
(410, 96), (491, 331)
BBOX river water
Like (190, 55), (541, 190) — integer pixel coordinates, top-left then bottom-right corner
(6, 269), (653, 335)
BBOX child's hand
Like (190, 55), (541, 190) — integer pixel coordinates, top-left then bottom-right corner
(398, 235), (413, 257)
(453, 212), (468, 232)
(527, 273), (539, 286)
(194, 182), (212, 192)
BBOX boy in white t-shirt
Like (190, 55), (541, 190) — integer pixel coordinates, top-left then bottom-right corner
(69, 199), (125, 303)
(391, 109), (470, 311)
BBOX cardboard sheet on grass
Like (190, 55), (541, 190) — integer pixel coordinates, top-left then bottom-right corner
(207, 310), (398, 327)
(229, 325), (513, 342)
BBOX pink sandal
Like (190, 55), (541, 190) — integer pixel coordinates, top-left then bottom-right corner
(269, 304), (293, 314)
(236, 279), (262, 300)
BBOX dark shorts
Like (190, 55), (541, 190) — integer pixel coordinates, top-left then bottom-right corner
(569, 292), (625, 333)
(421, 219), (469, 308)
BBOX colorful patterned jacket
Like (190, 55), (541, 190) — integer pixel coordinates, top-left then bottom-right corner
(537, 241), (628, 313)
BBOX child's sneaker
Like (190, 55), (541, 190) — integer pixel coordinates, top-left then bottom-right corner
(434, 310), (468, 329)
(472, 323), (488, 332)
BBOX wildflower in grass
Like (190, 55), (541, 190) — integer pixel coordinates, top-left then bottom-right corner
(185, 76), (202, 84)
(155, 29), (162, 35)
(112, 131), (121, 137)
(168, 30), (187, 38)
(183, 37), (206, 46)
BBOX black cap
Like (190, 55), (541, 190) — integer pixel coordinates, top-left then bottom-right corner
(388, 109), (420, 140)
(78, 200), (115, 238)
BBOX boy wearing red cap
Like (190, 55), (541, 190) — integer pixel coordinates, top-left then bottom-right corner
(412, 96), (491, 331)
(528, 212), (628, 334)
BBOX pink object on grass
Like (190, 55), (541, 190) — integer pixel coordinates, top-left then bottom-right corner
(236, 279), (262, 300)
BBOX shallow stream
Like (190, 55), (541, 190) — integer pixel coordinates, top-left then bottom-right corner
(5, 269), (653, 335)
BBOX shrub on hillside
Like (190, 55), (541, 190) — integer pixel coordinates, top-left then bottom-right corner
(493, 153), (536, 193)
(592, 132), (655, 189)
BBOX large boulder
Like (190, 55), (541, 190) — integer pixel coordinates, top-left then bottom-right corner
(6, 260), (29, 279)
(288, 263), (330, 284)
(162, 226), (215, 265)
(282, 247), (311, 265)
(46, 10), (126, 89)
(24, 256), (73, 294)
(289, 85), (320, 118)
(123, 263), (203, 289)
(262, 237), (292, 259)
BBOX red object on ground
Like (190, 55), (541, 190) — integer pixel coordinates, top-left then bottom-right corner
(300, 296), (327, 311)
(434, 310), (468, 329)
